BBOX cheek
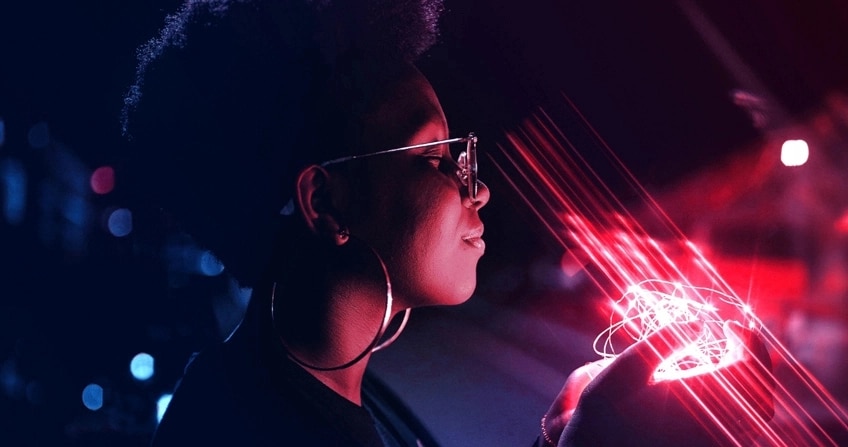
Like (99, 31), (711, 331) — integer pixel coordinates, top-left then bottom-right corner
(395, 187), (479, 305)
(353, 169), (478, 306)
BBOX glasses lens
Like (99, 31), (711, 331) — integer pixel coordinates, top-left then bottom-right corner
(453, 133), (478, 199)
(466, 133), (478, 199)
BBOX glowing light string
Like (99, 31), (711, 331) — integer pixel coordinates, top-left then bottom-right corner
(488, 98), (848, 446)
(593, 279), (754, 381)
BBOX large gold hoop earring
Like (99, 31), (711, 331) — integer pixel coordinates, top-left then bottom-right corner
(270, 239), (411, 371)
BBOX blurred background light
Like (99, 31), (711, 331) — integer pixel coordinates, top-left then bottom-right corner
(156, 393), (173, 423)
(199, 250), (225, 276)
(1, 358), (25, 399)
(0, 118), (5, 146)
(130, 352), (154, 381)
(62, 194), (88, 227)
(107, 208), (133, 237)
(90, 166), (115, 195)
(81, 383), (103, 411)
(1, 159), (27, 225)
(781, 139), (809, 166)
(27, 122), (50, 149)
(163, 237), (229, 277)
(836, 211), (848, 234)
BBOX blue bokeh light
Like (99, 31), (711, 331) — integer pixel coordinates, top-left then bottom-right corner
(82, 383), (103, 411)
(1, 159), (27, 225)
(107, 208), (133, 237)
(130, 352), (154, 381)
(62, 194), (88, 226)
(199, 250), (225, 276)
(0, 118), (5, 147)
(157, 393), (173, 423)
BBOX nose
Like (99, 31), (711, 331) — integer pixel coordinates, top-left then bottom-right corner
(464, 180), (490, 211)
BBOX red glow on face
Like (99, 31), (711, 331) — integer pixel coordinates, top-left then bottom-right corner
(90, 166), (115, 195)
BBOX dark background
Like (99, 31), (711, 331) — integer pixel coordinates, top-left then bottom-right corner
(2, 1), (847, 445)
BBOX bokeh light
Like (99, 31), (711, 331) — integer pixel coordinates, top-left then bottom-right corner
(0, 118), (5, 146)
(1, 159), (27, 225)
(81, 383), (103, 411)
(130, 352), (154, 381)
(157, 393), (173, 423)
(781, 139), (809, 166)
(90, 166), (115, 195)
(107, 208), (133, 237)
(836, 211), (848, 234)
(199, 250), (225, 276)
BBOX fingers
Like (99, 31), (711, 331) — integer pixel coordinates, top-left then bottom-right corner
(722, 321), (773, 379)
(557, 358), (614, 415)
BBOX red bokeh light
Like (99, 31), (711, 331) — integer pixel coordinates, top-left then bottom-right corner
(90, 166), (115, 195)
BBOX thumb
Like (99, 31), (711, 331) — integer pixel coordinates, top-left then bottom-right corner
(723, 321), (772, 371)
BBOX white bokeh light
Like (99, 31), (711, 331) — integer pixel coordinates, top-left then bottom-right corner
(781, 139), (809, 167)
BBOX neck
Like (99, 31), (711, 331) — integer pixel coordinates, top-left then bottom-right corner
(303, 358), (370, 405)
(274, 278), (398, 406)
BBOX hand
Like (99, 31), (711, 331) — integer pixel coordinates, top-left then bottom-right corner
(539, 358), (612, 446)
(541, 321), (774, 447)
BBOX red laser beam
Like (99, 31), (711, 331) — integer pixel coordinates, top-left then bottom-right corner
(490, 100), (848, 445)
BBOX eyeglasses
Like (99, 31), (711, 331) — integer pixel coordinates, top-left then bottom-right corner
(320, 132), (480, 200)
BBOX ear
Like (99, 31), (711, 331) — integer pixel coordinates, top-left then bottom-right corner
(295, 165), (346, 243)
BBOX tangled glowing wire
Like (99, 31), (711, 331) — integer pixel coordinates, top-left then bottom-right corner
(593, 279), (757, 381)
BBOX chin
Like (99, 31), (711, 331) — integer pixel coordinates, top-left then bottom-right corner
(446, 279), (478, 305)
(406, 280), (477, 308)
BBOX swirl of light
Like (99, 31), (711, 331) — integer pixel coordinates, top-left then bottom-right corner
(593, 279), (756, 381)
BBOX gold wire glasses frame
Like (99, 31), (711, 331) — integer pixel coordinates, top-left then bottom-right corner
(320, 132), (480, 200)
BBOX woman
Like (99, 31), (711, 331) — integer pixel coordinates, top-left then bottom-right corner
(121, 0), (772, 445)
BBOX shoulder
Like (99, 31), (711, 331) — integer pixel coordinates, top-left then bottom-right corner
(150, 344), (359, 446)
(151, 347), (259, 445)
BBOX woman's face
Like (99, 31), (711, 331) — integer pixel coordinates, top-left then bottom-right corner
(344, 69), (491, 309)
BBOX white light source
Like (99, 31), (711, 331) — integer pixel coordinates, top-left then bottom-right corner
(781, 139), (809, 167)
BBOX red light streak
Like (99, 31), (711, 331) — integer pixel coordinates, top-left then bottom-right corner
(490, 100), (848, 445)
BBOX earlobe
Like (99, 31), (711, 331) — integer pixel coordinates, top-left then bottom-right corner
(295, 165), (345, 243)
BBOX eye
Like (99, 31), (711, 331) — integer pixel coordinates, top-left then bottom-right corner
(423, 155), (443, 168)
(419, 146), (447, 169)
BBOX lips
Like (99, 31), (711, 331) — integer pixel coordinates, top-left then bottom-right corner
(462, 226), (485, 250)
